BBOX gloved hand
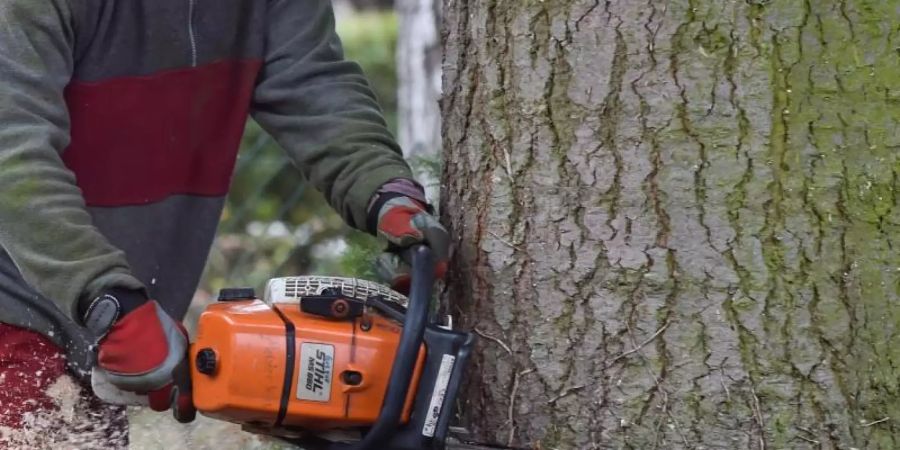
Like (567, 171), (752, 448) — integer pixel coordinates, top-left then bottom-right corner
(82, 290), (192, 416)
(371, 195), (449, 292)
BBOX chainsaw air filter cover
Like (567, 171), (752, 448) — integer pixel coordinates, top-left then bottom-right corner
(265, 276), (408, 307)
(190, 276), (424, 432)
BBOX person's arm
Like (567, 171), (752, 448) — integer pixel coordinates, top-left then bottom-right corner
(0, 0), (144, 319)
(251, 0), (415, 230)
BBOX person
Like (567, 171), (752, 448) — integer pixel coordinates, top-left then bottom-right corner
(0, 0), (448, 447)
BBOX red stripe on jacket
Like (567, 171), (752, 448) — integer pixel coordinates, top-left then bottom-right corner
(63, 59), (263, 207)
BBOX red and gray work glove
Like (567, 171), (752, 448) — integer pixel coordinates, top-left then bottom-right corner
(368, 186), (449, 292)
(81, 289), (192, 417)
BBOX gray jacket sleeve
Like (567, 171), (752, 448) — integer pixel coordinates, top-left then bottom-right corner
(0, 0), (144, 319)
(251, 0), (415, 231)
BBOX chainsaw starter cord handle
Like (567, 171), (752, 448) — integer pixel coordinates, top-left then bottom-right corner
(348, 244), (434, 450)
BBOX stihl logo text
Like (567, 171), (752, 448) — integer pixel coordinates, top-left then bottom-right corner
(305, 350), (332, 393)
(297, 343), (334, 402)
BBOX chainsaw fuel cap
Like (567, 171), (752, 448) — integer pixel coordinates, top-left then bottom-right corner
(217, 287), (256, 302)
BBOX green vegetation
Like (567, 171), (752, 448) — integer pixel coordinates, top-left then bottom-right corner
(338, 11), (399, 130)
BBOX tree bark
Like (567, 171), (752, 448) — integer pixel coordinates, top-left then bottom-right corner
(397, 0), (443, 201)
(441, 1), (900, 449)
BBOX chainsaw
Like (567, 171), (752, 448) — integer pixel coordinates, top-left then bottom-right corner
(171, 245), (475, 450)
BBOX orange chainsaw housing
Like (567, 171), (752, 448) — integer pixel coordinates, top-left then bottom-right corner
(189, 299), (425, 431)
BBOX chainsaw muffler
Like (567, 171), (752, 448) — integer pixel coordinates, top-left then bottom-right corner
(187, 246), (474, 450)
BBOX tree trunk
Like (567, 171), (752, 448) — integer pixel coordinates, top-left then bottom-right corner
(441, 1), (900, 449)
(397, 0), (443, 201)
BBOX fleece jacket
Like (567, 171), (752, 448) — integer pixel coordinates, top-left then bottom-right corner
(0, 0), (413, 378)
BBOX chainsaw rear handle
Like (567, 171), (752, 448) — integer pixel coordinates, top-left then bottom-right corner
(347, 244), (435, 450)
(171, 356), (197, 423)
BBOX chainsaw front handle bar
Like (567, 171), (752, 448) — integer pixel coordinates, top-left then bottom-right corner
(347, 244), (435, 450)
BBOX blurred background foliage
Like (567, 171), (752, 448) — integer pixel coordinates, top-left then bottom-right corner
(196, 7), (397, 303)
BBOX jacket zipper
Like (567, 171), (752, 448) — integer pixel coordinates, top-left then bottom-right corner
(188, 0), (198, 66)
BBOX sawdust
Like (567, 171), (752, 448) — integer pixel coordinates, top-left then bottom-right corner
(0, 375), (128, 449)
(128, 406), (295, 450)
(0, 374), (293, 449)
(44, 374), (80, 422)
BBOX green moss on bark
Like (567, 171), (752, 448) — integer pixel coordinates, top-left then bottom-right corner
(443, 0), (900, 448)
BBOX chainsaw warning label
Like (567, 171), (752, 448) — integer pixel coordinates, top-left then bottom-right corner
(297, 343), (334, 402)
(422, 354), (456, 437)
